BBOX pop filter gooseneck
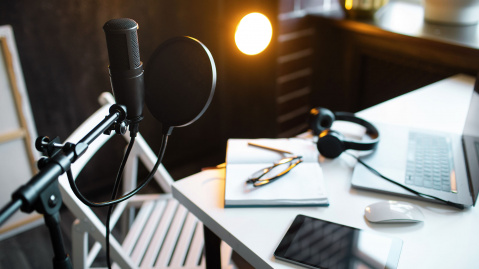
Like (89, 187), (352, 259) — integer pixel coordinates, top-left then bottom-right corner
(144, 36), (216, 134)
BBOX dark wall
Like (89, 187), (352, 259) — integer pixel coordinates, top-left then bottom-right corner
(0, 0), (287, 195)
(307, 14), (479, 114)
(217, 0), (279, 140)
(0, 0), (225, 191)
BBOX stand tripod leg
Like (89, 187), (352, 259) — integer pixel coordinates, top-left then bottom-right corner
(35, 181), (72, 269)
(44, 212), (72, 269)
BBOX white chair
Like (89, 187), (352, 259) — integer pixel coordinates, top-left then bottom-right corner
(58, 92), (234, 269)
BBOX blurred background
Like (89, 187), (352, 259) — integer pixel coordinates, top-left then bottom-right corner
(2, 0), (478, 185)
(0, 0), (478, 267)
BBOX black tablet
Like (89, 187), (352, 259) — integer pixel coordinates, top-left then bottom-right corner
(274, 215), (403, 269)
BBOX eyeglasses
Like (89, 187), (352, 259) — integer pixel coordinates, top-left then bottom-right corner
(246, 156), (303, 187)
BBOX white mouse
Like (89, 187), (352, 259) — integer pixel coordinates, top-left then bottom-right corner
(364, 200), (425, 223)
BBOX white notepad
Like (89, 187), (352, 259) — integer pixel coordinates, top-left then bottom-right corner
(224, 138), (329, 207)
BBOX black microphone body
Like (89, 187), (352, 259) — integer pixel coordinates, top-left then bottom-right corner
(103, 18), (144, 124)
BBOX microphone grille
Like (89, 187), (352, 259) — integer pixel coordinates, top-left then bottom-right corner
(103, 18), (137, 30)
(130, 35), (140, 68)
(103, 18), (141, 70)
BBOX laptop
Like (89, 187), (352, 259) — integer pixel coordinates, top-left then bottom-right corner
(351, 74), (479, 208)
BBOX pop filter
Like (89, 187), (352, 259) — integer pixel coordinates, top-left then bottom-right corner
(144, 36), (216, 133)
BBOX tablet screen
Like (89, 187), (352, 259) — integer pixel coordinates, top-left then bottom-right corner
(274, 215), (402, 269)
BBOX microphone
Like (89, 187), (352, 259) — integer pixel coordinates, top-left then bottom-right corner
(103, 18), (144, 135)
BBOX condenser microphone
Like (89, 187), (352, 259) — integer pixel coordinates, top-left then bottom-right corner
(144, 36), (216, 134)
(103, 18), (144, 130)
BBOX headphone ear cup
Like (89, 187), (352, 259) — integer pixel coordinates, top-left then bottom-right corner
(317, 130), (345, 158)
(309, 107), (335, 135)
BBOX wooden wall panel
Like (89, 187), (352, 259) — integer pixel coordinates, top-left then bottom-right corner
(308, 13), (479, 114)
(216, 0), (279, 142)
(276, 0), (323, 137)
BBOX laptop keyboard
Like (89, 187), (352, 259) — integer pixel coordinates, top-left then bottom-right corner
(405, 132), (455, 192)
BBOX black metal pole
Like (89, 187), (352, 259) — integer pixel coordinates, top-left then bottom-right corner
(36, 180), (72, 269)
(2, 106), (124, 215)
(0, 105), (126, 269)
(45, 213), (72, 269)
(79, 105), (124, 145)
(0, 199), (22, 227)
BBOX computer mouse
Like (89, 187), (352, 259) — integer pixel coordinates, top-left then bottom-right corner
(364, 200), (425, 223)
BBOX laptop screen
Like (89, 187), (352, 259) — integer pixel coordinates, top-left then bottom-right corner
(463, 73), (479, 205)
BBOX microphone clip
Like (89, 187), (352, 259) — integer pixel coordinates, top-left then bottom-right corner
(103, 121), (127, 136)
(35, 136), (63, 159)
(103, 104), (128, 136)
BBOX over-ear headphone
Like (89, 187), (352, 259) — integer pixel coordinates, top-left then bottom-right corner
(309, 107), (380, 158)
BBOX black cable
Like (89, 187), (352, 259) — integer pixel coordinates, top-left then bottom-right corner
(106, 135), (136, 269)
(66, 134), (170, 207)
(345, 152), (465, 210)
(66, 132), (170, 268)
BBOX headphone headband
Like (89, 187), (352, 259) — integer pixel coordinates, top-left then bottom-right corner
(334, 112), (380, 151)
(309, 107), (380, 158)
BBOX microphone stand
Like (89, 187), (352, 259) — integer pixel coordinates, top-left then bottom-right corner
(0, 104), (127, 269)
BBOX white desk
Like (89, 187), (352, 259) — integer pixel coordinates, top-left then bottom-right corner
(172, 75), (479, 269)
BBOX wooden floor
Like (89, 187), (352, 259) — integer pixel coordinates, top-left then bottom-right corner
(0, 208), (253, 268)
(0, 157), (254, 269)
(0, 207), (75, 269)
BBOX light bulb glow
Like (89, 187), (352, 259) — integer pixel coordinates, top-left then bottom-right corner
(235, 13), (272, 55)
(345, 0), (353, 10)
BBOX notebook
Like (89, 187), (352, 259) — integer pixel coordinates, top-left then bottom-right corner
(351, 74), (479, 207)
(224, 138), (329, 207)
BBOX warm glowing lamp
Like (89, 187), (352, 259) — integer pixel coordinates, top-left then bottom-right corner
(344, 0), (353, 10)
(235, 12), (273, 55)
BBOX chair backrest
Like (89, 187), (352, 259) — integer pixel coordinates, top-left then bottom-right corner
(57, 92), (174, 268)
